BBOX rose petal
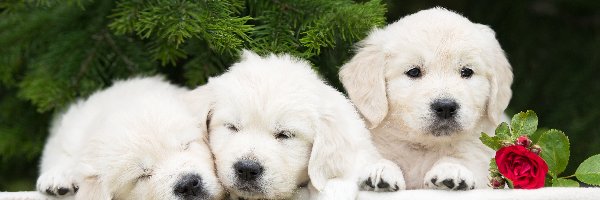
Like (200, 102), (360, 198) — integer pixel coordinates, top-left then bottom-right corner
(495, 145), (549, 189)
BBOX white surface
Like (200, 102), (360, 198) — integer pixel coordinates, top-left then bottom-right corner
(2, 188), (600, 200)
(0, 192), (50, 200)
(359, 187), (600, 200)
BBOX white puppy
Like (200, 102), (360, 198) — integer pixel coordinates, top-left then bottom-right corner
(339, 7), (513, 190)
(36, 77), (223, 199)
(187, 51), (405, 200)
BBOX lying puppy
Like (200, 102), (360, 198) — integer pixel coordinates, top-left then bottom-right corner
(340, 7), (513, 190)
(187, 51), (405, 199)
(36, 77), (223, 199)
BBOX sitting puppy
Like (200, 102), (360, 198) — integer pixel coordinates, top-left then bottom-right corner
(36, 77), (223, 199)
(187, 51), (405, 200)
(339, 7), (513, 190)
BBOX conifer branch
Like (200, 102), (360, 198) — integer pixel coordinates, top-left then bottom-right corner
(101, 30), (137, 72)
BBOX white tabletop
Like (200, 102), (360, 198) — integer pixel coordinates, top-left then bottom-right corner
(2, 188), (600, 200)
(359, 187), (600, 200)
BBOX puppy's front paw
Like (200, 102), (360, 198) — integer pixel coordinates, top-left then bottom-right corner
(360, 159), (406, 192)
(37, 169), (79, 197)
(424, 163), (475, 191)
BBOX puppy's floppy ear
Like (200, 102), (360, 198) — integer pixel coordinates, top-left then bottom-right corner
(339, 41), (388, 129)
(308, 89), (369, 191)
(182, 84), (214, 135)
(477, 24), (513, 125)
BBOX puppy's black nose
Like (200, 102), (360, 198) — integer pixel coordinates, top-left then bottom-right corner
(174, 174), (205, 198)
(234, 160), (264, 182)
(431, 99), (459, 119)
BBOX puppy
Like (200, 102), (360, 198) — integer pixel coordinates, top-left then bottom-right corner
(339, 7), (513, 190)
(187, 51), (405, 200)
(36, 77), (223, 199)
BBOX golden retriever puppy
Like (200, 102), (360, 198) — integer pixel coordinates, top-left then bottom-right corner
(339, 7), (513, 190)
(187, 51), (405, 200)
(36, 77), (223, 199)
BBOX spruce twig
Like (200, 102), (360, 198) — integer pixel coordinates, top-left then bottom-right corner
(102, 30), (137, 72)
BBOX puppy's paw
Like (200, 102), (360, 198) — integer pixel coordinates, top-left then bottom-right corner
(424, 163), (475, 191)
(360, 159), (406, 192)
(37, 170), (79, 197)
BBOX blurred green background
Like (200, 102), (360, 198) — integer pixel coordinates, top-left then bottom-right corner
(1, 0), (598, 191)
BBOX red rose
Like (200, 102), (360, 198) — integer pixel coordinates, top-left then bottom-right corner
(495, 145), (548, 189)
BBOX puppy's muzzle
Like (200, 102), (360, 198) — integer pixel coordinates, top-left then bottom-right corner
(428, 98), (461, 136)
(430, 98), (459, 119)
(174, 173), (208, 200)
(234, 160), (264, 182)
(232, 159), (265, 194)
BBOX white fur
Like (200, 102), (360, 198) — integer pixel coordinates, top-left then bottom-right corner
(339, 7), (513, 190)
(187, 51), (405, 200)
(36, 77), (223, 199)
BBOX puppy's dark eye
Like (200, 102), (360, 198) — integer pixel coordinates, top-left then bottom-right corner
(275, 130), (293, 140)
(461, 67), (474, 78)
(224, 123), (239, 132)
(405, 67), (422, 78)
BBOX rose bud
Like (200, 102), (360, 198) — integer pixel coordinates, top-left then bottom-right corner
(530, 145), (542, 155)
(490, 177), (505, 189)
(516, 135), (532, 147)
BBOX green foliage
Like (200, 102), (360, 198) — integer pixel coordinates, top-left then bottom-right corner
(495, 122), (511, 139)
(537, 129), (570, 177)
(510, 110), (538, 137)
(481, 111), (539, 152)
(552, 178), (579, 187)
(505, 178), (514, 189)
(0, 0), (386, 190)
(480, 121), (515, 151)
(480, 133), (501, 151)
(529, 128), (547, 145)
(481, 110), (539, 151)
(109, 0), (253, 65)
(246, 0), (385, 59)
(489, 158), (497, 170)
(575, 154), (600, 186)
(298, 0), (386, 56)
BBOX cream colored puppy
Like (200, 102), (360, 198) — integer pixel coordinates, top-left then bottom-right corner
(340, 7), (512, 190)
(36, 77), (223, 199)
(188, 51), (405, 200)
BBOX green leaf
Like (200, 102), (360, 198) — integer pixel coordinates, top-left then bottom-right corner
(575, 154), (600, 186)
(530, 127), (548, 144)
(490, 158), (498, 171)
(538, 129), (570, 177)
(552, 178), (579, 187)
(510, 110), (538, 137)
(495, 122), (511, 141)
(480, 122), (512, 151)
(480, 133), (501, 150)
(545, 177), (553, 187)
(506, 178), (514, 189)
